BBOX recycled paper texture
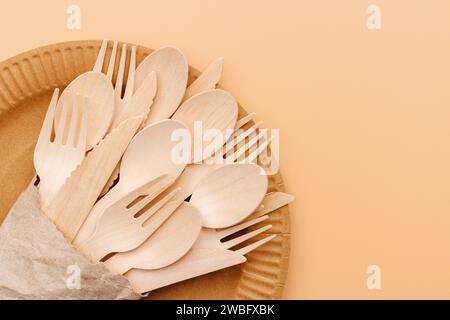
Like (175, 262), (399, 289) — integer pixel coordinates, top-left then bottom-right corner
(0, 183), (139, 300)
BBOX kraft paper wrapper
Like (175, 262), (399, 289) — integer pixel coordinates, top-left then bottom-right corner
(0, 182), (139, 300)
(0, 40), (290, 299)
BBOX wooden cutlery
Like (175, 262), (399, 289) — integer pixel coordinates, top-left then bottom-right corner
(94, 41), (157, 196)
(251, 191), (295, 219)
(105, 191), (292, 275)
(172, 89), (238, 163)
(189, 163), (268, 228)
(161, 112), (270, 212)
(110, 72), (157, 131)
(136, 47), (188, 126)
(74, 119), (189, 246)
(125, 215), (275, 294)
(30, 42), (285, 295)
(104, 202), (202, 274)
(193, 215), (272, 250)
(93, 40), (157, 131)
(94, 41), (137, 118)
(55, 71), (114, 150)
(184, 57), (223, 100)
(45, 116), (144, 241)
(79, 175), (179, 261)
(34, 89), (88, 209)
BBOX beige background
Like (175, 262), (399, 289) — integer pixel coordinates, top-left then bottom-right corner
(1, 0), (450, 299)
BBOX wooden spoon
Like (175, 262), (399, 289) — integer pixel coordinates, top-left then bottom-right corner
(172, 89), (238, 163)
(74, 119), (189, 246)
(135, 47), (188, 126)
(55, 71), (114, 150)
(104, 202), (202, 274)
(190, 163), (268, 228)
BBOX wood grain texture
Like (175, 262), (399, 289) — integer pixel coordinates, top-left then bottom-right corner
(105, 202), (202, 274)
(173, 89), (238, 163)
(73, 119), (188, 247)
(79, 175), (176, 261)
(184, 57), (223, 100)
(0, 41), (291, 300)
(135, 47), (188, 126)
(45, 116), (143, 241)
(55, 71), (114, 150)
(190, 163), (268, 228)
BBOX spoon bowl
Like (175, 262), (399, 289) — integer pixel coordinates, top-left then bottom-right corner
(190, 163), (268, 228)
(136, 47), (188, 126)
(172, 89), (238, 163)
(119, 119), (188, 191)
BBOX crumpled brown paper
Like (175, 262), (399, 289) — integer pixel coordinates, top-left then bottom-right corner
(0, 183), (140, 300)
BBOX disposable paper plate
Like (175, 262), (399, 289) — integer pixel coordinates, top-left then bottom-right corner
(0, 41), (290, 299)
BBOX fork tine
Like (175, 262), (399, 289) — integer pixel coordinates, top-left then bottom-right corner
(106, 41), (118, 80)
(77, 96), (88, 150)
(126, 176), (174, 215)
(93, 40), (108, 73)
(226, 131), (257, 162)
(222, 224), (272, 250)
(123, 46), (136, 101)
(117, 174), (169, 208)
(115, 43), (127, 100)
(238, 128), (257, 162)
(55, 92), (70, 145)
(228, 123), (262, 162)
(66, 93), (80, 147)
(217, 215), (268, 238)
(37, 88), (59, 146)
(224, 120), (262, 156)
(137, 188), (180, 225)
(235, 234), (276, 256)
(216, 113), (256, 159)
(231, 129), (267, 163)
(245, 132), (273, 163)
(234, 112), (256, 130)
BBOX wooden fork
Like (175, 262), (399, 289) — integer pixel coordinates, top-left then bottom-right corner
(165, 112), (273, 204)
(94, 40), (136, 118)
(193, 215), (273, 250)
(34, 88), (88, 209)
(78, 175), (180, 262)
(124, 216), (275, 294)
(219, 112), (273, 164)
(94, 40), (156, 130)
(95, 40), (157, 195)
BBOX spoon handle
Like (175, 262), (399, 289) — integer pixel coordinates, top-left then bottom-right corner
(164, 163), (220, 203)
